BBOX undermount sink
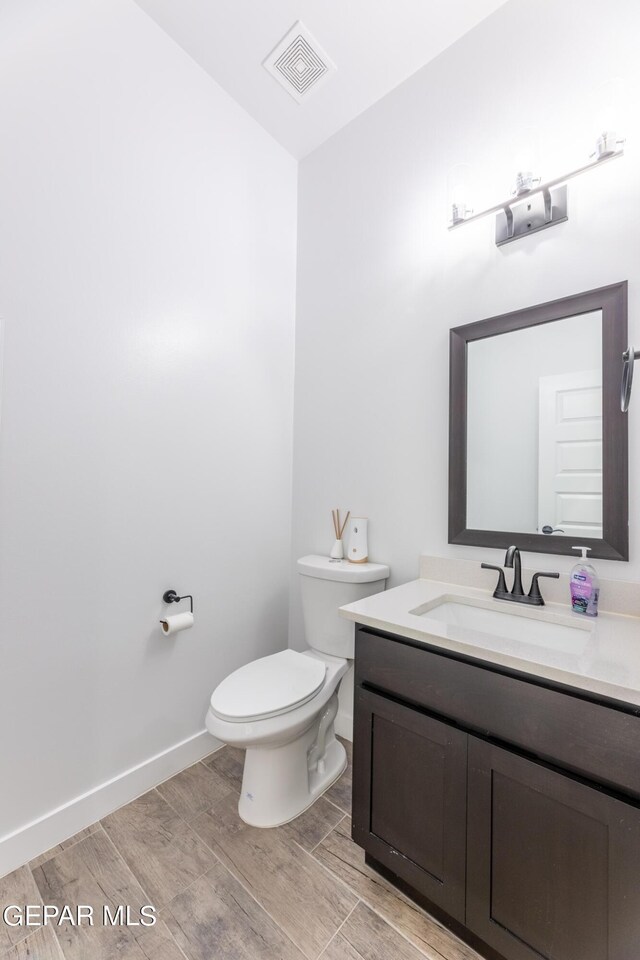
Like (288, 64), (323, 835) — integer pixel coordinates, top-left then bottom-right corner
(410, 596), (592, 655)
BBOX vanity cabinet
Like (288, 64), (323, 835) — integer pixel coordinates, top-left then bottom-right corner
(352, 625), (640, 960)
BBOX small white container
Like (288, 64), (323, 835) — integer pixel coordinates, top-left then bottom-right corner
(329, 539), (344, 560)
(347, 517), (368, 564)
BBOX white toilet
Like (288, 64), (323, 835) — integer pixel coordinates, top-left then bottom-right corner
(206, 555), (389, 827)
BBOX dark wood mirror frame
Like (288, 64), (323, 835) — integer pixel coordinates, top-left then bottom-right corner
(449, 282), (628, 561)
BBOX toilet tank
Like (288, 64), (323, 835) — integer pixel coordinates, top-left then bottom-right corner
(297, 555), (389, 659)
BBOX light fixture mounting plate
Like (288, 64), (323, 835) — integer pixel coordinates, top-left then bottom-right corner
(495, 184), (568, 246)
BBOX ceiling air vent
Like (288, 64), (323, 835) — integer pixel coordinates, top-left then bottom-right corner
(263, 21), (336, 104)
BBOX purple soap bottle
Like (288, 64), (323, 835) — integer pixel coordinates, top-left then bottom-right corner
(570, 546), (599, 617)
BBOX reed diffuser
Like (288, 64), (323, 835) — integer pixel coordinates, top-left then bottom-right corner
(329, 509), (350, 560)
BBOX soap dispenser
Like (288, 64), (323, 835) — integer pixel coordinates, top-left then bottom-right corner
(570, 546), (599, 617)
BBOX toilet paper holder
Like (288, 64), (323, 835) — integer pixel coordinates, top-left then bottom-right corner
(162, 590), (194, 614)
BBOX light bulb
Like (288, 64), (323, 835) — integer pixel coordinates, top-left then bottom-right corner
(592, 77), (625, 159)
(511, 128), (541, 196)
(448, 163), (473, 225)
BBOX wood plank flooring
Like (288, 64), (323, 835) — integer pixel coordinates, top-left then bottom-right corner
(1, 739), (486, 960)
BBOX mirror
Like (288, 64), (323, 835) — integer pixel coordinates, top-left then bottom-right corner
(449, 283), (628, 560)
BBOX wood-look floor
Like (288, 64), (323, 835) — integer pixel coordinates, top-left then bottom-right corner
(0, 740), (485, 960)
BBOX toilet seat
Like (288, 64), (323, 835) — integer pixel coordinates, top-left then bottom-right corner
(210, 649), (327, 723)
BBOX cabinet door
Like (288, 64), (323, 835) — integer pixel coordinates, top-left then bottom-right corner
(352, 687), (467, 920)
(467, 737), (640, 960)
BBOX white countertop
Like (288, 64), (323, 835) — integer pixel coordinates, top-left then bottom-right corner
(340, 578), (640, 708)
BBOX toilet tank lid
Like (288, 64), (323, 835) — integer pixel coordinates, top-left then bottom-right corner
(297, 555), (390, 583)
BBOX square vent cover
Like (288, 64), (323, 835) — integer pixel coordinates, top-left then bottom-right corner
(263, 21), (336, 104)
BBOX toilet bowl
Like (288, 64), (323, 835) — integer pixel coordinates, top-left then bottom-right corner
(206, 555), (389, 827)
(207, 649), (348, 826)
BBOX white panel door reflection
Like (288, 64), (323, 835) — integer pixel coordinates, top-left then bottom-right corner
(538, 370), (603, 539)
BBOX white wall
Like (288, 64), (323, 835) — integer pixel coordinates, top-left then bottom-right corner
(291, 0), (640, 654)
(0, 0), (297, 863)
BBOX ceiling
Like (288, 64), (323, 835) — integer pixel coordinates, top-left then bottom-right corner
(134, 0), (510, 159)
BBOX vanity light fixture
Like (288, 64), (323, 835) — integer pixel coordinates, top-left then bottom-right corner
(449, 148), (623, 245)
(449, 80), (626, 246)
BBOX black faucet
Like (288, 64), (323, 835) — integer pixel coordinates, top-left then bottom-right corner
(481, 546), (559, 606)
(504, 544), (524, 596)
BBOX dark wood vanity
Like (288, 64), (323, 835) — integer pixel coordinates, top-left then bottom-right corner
(352, 623), (640, 960)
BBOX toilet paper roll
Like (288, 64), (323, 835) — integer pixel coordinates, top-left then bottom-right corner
(160, 612), (194, 635)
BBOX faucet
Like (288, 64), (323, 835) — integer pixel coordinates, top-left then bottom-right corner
(482, 546), (559, 606)
(504, 544), (524, 596)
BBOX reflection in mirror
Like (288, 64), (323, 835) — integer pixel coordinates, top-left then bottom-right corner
(467, 311), (602, 537)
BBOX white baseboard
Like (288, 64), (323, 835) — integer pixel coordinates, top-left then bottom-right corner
(335, 708), (353, 742)
(0, 729), (221, 879)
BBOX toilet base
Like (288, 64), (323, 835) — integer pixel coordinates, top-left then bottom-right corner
(238, 704), (346, 828)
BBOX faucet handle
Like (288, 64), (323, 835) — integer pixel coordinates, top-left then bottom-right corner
(481, 563), (509, 598)
(528, 571), (560, 604)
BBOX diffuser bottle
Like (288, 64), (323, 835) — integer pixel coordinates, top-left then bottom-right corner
(329, 509), (349, 561)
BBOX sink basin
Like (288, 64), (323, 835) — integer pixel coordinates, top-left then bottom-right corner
(411, 597), (591, 655)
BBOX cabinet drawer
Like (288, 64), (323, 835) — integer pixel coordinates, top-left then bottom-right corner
(355, 627), (640, 799)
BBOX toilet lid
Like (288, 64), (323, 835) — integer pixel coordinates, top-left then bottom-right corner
(210, 649), (327, 723)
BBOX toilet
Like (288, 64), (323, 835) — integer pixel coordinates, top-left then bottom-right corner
(206, 554), (389, 827)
